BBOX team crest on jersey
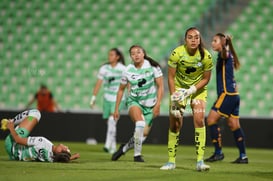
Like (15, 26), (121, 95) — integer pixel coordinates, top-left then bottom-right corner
(197, 62), (202, 67)
(144, 70), (152, 78)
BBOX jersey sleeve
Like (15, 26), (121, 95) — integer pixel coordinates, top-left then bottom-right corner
(153, 66), (163, 78)
(120, 70), (128, 85)
(97, 65), (105, 80)
(203, 50), (213, 71)
(168, 48), (180, 68)
(27, 136), (46, 146)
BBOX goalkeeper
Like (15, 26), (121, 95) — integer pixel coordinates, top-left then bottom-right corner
(160, 27), (213, 171)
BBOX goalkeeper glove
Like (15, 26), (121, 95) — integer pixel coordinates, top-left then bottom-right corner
(171, 85), (197, 103)
(170, 94), (185, 118)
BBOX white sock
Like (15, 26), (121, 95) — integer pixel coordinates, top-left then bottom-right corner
(134, 121), (145, 157)
(104, 116), (116, 150)
(13, 109), (41, 125)
(123, 136), (147, 153)
(109, 117), (117, 152)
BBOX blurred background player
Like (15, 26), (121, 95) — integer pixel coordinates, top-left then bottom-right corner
(112, 45), (164, 162)
(90, 48), (126, 153)
(205, 33), (248, 164)
(1, 109), (80, 162)
(160, 27), (213, 171)
(26, 84), (61, 112)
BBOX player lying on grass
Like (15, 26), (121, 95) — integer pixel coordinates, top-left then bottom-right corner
(1, 109), (80, 162)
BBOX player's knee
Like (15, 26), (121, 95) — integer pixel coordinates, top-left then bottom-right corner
(206, 117), (216, 126)
(143, 132), (148, 137)
(194, 119), (205, 127)
(28, 109), (41, 122)
(228, 122), (239, 131)
(171, 123), (181, 132)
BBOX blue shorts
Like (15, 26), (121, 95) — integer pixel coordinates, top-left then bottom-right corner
(212, 93), (240, 118)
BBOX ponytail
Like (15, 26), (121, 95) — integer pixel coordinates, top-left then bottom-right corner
(129, 45), (161, 67)
(226, 35), (240, 70)
(110, 48), (125, 65)
(216, 33), (240, 70)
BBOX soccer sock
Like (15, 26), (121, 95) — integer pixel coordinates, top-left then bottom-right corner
(105, 116), (116, 150)
(195, 127), (206, 162)
(123, 136), (147, 153)
(13, 109), (41, 126)
(123, 136), (134, 153)
(134, 121), (145, 157)
(233, 128), (247, 158)
(167, 130), (179, 163)
(209, 124), (222, 154)
(109, 116), (117, 152)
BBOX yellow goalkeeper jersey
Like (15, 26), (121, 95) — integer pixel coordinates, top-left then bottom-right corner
(168, 45), (213, 88)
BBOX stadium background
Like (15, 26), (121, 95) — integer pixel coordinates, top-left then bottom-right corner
(0, 0), (272, 148)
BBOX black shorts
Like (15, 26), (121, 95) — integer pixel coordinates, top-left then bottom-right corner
(212, 93), (240, 118)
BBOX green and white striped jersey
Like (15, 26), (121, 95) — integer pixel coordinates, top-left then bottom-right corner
(98, 62), (126, 102)
(121, 60), (163, 107)
(11, 136), (54, 162)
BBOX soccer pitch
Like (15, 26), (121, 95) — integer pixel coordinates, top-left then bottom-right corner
(0, 141), (272, 181)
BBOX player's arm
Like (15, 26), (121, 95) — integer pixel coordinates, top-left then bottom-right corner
(6, 121), (28, 145)
(113, 83), (127, 120)
(70, 153), (80, 160)
(52, 99), (61, 112)
(153, 76), (164, 118)
(168, 66), (176, 94)
(195, 52), (213, 90)
(90, 79), (103, 107)
(194, 70), (212, 90)
(168, 48), (179, 95)
(92, 79), (103, 96)
(50, 93), (61, 112)
(25, 94), (37, 109)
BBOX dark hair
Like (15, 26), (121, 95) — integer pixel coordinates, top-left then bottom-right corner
(53, 151), (71, 163)
(110, 48), (125, 65)
(215, 33), (240, 70)
(40, 84), (47, 89)
(129, 45), (161, 67)
(184, 27), (205, 60)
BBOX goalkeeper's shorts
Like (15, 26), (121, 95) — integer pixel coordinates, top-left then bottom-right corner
(212, 93), (240, 118)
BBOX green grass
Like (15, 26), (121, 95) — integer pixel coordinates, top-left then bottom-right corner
(0, 141), (272, 181)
